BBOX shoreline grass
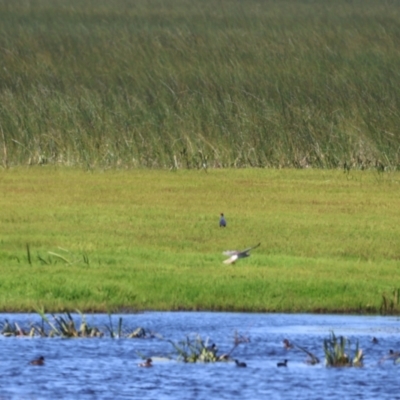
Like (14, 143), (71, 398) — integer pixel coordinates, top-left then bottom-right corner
(1, 167), (400, 313)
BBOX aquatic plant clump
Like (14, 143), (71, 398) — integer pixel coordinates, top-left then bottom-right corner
(167, 330), (251, 363)
(0, 311), (155, 339)
(323, 331), (363, 367)
(168, 335), (222, 363)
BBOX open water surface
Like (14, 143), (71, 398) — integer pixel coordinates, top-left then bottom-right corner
(1, 312), (400, 399)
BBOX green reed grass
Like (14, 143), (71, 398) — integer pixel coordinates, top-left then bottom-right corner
(1, 168), (400, 312)
(323, 331), (363, 367)
(0, 0), (400, 169)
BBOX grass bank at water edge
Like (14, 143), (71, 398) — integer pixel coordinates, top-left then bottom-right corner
(1, 168), (400, 313)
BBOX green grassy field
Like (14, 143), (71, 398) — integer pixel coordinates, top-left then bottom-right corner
(1, 168), (400, 313)
(1, 0), (400, 169)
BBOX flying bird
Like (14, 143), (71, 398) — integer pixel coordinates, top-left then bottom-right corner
(222, 243), (261, 264)
(219, 213), (227, 227)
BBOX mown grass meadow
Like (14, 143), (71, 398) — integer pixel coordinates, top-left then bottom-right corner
(0, 0), (400, 169)
(1, 168), (400, 312)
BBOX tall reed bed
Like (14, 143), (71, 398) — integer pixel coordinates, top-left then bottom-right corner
(1, 0), (400, 169)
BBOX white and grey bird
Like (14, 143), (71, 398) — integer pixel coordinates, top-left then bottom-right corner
(222, 243), (261, 264)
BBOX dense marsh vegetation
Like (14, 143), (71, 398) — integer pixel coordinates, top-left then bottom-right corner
(1, 0), (400, 169)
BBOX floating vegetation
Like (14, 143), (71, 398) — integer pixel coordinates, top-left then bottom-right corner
(104, 313), (156, 339)
(167, 335), (222, 363)
(323, 331), (363, 367)
(35, 309), (104, 338)
(0, 310), (156, 339)
(1, 319), (35, 337)
(166, 330), (250, 363)
(167, 331), (250, 363)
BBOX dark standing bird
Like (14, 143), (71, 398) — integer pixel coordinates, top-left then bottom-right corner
(277, 359), (288, 367)
(138, 358), (153, 368)
(219, 213), (227, 227)
(29, 356), (45, 366)
(234, 359), (247, 367)
(223, 243), (261, 264)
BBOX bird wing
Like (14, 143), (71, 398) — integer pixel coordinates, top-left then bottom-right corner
(239, 243), (261, 255)
(223, 254), (239, 264)
(222, 250), (239, 256)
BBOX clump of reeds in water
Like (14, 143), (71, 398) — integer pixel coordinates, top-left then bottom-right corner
(0, 310), (154, 339)
(35, 310), (104, 338)
(168, 335), (220, 363)
(0, 319), (35, 337)
(323, 331), (363, 367)
(168, 330), (249, 363)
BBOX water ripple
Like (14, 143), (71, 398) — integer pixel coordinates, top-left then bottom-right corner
(0, 312), (399, 399)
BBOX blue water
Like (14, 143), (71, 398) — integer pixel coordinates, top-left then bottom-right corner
(1, 312), (400, 399)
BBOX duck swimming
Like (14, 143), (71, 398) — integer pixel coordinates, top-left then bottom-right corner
(29, 356), (45, 366)
(234, 359), (247, 367)
(277, 359), (288, 367)
(138, 358), (153, 368)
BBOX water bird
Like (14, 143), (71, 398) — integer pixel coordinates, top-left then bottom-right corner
(29, 356), (45, 366)
(277, 359), (288, 367)
(294, 343), (320, 365)
(138, 358), (153, 368)
(234, 359), (247, 368)
(222, 243), (261, 265)
(219, 213), (227, 227)
(379, 349), (400, 364)
(372, 337), (379, 344)
(207, 343), (217, 354)
(283, 339), (293, 349)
